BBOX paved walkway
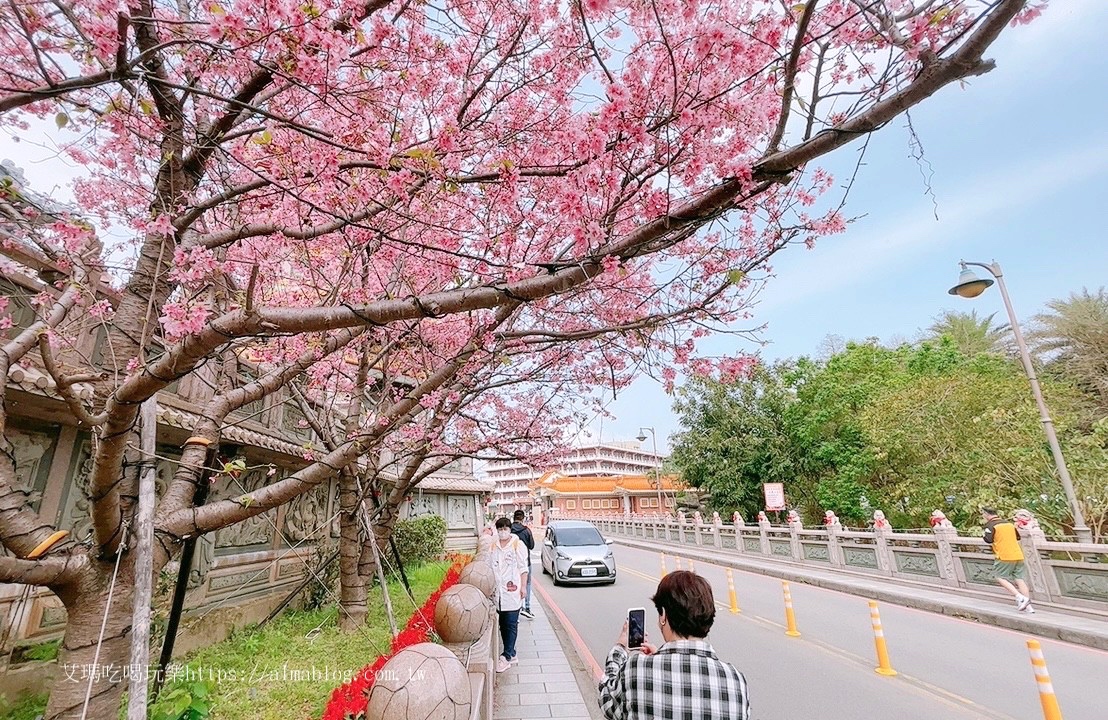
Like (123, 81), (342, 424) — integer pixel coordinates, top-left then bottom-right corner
(493, 598), (595, 720)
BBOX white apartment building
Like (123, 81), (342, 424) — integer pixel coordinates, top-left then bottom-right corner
(485, 441), (667, 512)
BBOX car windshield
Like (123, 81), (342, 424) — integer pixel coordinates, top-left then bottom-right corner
(557, 527), (604, 546)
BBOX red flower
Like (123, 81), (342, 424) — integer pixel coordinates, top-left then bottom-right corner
(319, 559), (466, 719)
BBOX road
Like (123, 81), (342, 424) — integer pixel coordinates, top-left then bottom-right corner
(533, 543), (1108, 720)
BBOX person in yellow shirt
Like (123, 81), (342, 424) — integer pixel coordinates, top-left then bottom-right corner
(981, 507), (1035, 613)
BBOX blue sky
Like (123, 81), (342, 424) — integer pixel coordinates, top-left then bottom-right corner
(597, 0), (1108, 452)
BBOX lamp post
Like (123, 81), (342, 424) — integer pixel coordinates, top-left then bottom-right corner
(949, 260), (1092, 543)
(636, 427), (663, 513)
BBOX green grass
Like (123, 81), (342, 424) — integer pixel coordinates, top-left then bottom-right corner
(0, 692), (48, 720)
(158, 560), (451, 720)
(0, 561), (450, 720)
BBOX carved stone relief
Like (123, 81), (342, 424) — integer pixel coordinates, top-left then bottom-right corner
(769, 540), (793, 557)
(844, 547), (879, 569)
(211, 467), (277, 550)
(446, 494), (476, 529)
(893, 551), (940, 577)
(803, 543), (831, 562)
(409, 493), (441, 519)
(743, 537), (762, 553)
(960, 557), (997, 585)
(1054, 567), (1108, 602)
(284, 483), (330, 543)
(7, 427), (56, 512)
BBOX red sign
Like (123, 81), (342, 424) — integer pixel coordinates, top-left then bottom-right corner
(763, 483), (786, 511)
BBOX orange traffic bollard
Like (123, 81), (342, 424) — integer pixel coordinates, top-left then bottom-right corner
(1027, 640), (1064, 720)
(868, 601), (897, 676)
(782, 582), (801, 637)
(660, 553), (668, 577)
(726, 569), (741, 614)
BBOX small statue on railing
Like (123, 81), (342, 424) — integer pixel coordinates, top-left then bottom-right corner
(733, 511), (745, 528)
(929, 509), (954, 530)
(1013, 508), (1044, 538)
(711, 511), (722, 527)
(786, 509), (802, 528)
(823, 510), (842, 529)
(693, 510), (703, 526)
(872, 509), (891, 532)
(756, 511), (770, 528)
(677, 511), (687, 525)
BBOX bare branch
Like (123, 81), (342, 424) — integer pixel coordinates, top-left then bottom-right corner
(37, 335), (108, 426)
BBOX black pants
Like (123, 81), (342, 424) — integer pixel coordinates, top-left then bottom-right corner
(498, 609), (520, 660)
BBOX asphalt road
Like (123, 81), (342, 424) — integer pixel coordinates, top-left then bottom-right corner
(533, 543), (1108, 720)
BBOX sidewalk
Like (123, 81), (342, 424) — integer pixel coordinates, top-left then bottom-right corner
(615, 535), (1108, 651)
(493, 599), (596, 720)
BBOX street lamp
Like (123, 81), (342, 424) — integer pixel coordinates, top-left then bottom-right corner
(636, 427), (664, 513)
(949, 260), (1093, 543)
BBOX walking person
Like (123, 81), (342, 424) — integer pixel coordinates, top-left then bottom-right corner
(510, 509), (535, 619)
(492, 516), (529, 672)
(598, 571), (751, 720)
(982, 507), (1035, 613)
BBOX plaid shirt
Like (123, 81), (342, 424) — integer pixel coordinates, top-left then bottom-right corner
(598, 640), (750, 720)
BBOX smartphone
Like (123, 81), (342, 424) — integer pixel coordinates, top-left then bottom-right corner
(627, 607), (645, 649)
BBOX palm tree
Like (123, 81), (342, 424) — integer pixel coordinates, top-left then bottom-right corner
(1029, 287), (1108, 407)
(924, 310), (1011, 356)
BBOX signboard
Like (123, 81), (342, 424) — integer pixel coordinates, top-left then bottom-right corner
(763, 483), (786, 511)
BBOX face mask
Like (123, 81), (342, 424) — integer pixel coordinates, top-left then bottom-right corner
(498, 529), (511, 540)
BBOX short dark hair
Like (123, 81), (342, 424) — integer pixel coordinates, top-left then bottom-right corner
(651, 571), (716, 639)
(981, 507), (998, 517)
(494, 517), (512, 530)
(513, 510), (525, 521)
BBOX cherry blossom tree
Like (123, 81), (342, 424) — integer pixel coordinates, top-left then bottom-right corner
(0, 0), (1044, 716)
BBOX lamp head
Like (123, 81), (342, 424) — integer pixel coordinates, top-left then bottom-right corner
(948, 267), (993, 298)
(636, 433), (647, 442)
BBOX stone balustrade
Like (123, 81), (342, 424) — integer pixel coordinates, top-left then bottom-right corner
(591, 513), (1108, 610)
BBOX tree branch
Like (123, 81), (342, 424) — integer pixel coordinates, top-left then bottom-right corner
(37, 335), (108, 426)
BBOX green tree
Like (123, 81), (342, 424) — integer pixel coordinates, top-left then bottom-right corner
(669, 363), (807, 521)
(925, 310), (1011, 357)
(1029, 287), (1108, 408)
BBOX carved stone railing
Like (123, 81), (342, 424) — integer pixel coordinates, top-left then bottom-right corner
(592, 513), (1108, 610)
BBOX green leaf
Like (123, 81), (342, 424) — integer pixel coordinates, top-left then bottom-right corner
(55, 112), (69, 129)
(254, 129), (273, 145)
(726, 269), (745, 285)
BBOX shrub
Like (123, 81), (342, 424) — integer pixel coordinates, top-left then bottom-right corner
(390, 515), (447, 571)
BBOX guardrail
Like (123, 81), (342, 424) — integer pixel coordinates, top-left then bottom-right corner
(590, 513), (1108, 610)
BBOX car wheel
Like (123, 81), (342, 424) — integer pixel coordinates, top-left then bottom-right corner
(541, 558), (549, 575)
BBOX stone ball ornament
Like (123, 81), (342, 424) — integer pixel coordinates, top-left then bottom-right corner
(457, 560), (497, 599)
(434, 583), (491, 643)
(366, 643), (472, 720)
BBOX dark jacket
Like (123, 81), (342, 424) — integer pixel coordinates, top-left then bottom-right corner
(510, 521), (534, 565)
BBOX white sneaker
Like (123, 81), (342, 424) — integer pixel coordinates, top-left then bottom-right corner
(496, 657), (511, 673)
(1022, 604), (1036, 614)
(508, 656), (518, 665)
(1016, 595), (1031, 612)
(520, 609), (535, 619)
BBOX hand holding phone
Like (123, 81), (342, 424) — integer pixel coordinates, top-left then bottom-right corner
(627, 607), (645, 649)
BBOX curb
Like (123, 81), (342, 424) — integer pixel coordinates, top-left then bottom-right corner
(614, 537), (1108, 652)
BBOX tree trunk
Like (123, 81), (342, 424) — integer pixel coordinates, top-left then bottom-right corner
(337, 470), (367, 633)
(47, 568), (135, 720)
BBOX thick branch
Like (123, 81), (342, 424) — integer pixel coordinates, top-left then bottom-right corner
(0, 553), (80, 587)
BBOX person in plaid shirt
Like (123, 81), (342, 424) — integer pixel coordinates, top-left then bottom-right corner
(598, 571), (750, 720)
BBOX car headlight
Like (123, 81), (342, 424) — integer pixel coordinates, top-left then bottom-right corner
(556, 550), (571, 560)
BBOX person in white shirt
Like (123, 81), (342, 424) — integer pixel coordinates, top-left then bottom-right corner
(492, 516), (529, 672)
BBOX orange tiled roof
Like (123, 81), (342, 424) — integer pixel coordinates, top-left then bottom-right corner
(530, 471), (681, 494)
